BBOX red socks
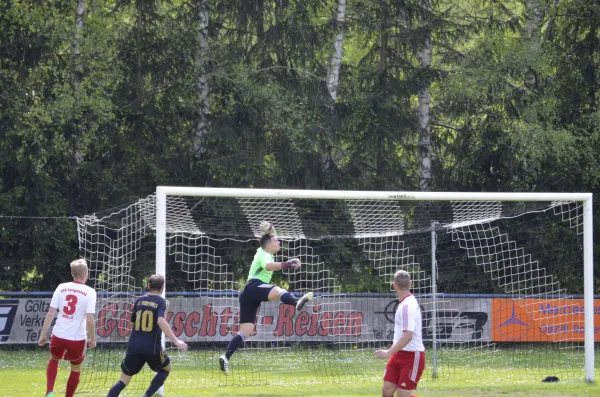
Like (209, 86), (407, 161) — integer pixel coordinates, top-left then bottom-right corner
(46, 359), (59, 394)
(46, 360), (81, 397)
(65, 371), (81, 397)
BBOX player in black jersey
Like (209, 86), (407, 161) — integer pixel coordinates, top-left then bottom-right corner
(107, 274), (187, 397)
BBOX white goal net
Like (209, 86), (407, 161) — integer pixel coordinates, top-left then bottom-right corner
(74, 188), (594, 393)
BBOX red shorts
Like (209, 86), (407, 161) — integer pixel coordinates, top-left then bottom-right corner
(50, 335), (87, 365)
(383, 350), (425, 390)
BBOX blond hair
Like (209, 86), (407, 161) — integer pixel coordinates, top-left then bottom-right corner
(393, 270), (411, 291)
(70, 259), (88, 279)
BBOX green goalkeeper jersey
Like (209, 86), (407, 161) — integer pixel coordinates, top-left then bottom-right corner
(248, 248), (274, 283)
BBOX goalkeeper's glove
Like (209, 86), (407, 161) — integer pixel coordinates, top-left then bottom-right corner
(281, 258), (301, 269)
(259, 221), (276, 235)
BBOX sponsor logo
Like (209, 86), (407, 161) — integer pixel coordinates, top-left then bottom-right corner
(497, 301), (531, 341)
(0, 300), (19, 343)
(377, 300), (488, 340)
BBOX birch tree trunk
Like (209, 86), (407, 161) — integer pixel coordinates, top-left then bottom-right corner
(134, 1), (143, 111)
(417, 33), (432, 191)
(192, 0), (210, 156)
(525, 0), (542, 40)
(523, 0), (542, 117)
(72, 0), (85, 170)
(376, 9), (387, 179)
(327, 0), (346, 104)
(254, 0), (266, 161)
(324, 0), (346, 169)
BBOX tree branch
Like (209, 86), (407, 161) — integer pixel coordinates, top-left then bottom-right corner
(251, 66), (327, 83)
(431, 122), (463, 131)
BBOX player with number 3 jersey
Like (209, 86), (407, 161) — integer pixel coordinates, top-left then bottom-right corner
(39, 259), (97, 397)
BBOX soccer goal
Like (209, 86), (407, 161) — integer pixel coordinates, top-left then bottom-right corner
(75, 187), (594, 394)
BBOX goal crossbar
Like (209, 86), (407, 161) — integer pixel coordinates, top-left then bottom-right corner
(157, 186), (592, 202)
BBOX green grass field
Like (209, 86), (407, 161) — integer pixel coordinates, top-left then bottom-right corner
(0, 347), (598, 397)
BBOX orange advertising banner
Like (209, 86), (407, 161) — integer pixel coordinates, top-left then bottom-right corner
(491, 299), (600, 342)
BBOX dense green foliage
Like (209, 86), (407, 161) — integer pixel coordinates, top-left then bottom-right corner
(1, 0), (598, 291)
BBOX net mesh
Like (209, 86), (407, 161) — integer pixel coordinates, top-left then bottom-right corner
(73, 192), (590, 393)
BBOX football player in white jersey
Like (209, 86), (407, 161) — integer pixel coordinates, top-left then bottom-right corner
(375, 270), (425, 397)
(38, 259), (97, 397)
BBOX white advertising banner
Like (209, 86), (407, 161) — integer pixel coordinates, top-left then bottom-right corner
(0, 296), (492, 344)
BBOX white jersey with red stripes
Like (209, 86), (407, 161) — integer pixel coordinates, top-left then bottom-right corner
(50, 281), (97, 341)
(393, 293), (425, 352)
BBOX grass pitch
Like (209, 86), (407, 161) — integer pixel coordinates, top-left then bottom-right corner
(0, 347), (598, 397)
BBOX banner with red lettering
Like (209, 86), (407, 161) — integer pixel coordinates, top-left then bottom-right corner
(5, 296), (600, 345)
(1, 296), (493, 344)
(95, 297), (368, 342)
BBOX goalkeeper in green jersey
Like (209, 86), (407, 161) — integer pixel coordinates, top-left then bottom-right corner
(219, 221), (313, 375)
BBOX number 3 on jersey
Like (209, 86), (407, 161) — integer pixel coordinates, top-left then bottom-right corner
(134, 310), (154, 332)
(63, 294), (78, 315)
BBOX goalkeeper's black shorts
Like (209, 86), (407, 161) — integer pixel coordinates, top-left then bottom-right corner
(239, 278), (274, 324)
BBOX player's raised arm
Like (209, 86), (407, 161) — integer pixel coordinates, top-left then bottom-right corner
(265, 258), (301, 271)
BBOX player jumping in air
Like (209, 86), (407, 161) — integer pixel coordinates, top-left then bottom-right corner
(107, 274), (188, 397)
(38, 259), (97, 397)
(219, 221), (313, 375)
(375, 270), (426, 397)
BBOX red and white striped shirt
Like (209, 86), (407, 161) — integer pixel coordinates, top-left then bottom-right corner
(393, 294), (424, 352)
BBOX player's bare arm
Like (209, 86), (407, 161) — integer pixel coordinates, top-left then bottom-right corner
(157, 317), (188, 352)
(86, 313), (96, 349)
(38, 306), (58, 346)
(375, 330), (414, 359)
(264, 258), (301, 271)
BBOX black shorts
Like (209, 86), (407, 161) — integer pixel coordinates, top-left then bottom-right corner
(121, 349), (170, 376)
(239, 278), (275, 324)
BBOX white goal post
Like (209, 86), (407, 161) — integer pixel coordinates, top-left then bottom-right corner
(155, 186), (594, 382)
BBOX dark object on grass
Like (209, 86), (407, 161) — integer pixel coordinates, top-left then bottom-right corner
(542, 376), (560, 382)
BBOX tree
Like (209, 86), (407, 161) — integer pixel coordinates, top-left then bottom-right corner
(192, 0), (210, 156)
(71, 0), (86, 173)
(0, 0), (598, 290)
(417, 21), (432, 191)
